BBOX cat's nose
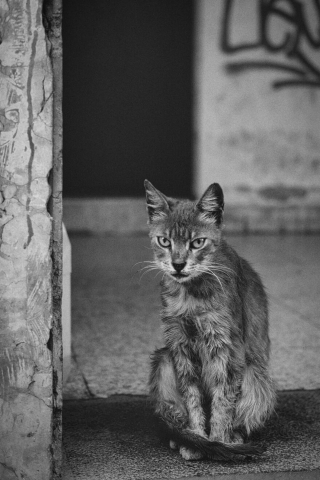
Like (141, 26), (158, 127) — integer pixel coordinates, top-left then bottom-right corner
(172, 262), (186, 273)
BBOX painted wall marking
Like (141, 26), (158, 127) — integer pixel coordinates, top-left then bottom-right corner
(221, 0), (320, 89)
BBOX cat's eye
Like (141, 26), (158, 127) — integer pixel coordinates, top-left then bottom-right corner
(157, 236), (171, 248)
(190, 238), (206, 250)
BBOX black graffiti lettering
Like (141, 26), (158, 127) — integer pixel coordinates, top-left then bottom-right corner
(221, 0), (320, 89)
(221, 0), (262, 52)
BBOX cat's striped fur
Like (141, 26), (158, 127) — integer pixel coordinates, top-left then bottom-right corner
(144, 180), (276, 461)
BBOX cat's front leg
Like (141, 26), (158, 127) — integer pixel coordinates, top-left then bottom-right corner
(176, 359), (207, 460)
(205, 348), (242, 444)
(184, 384), (206, 437)
(179, 386), (207, 460)
(174, 351), (207, 438)
(209, 385), (235, 443)
(207, 371), (239, 444)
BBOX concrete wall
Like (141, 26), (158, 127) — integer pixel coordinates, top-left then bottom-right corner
(63, 0), (320, 234)
(194, 0), (320, 231)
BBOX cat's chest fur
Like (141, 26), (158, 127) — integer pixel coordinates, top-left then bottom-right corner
(161, 279), (235, 357)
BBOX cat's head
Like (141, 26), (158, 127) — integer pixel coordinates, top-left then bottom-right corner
(144, 180), (224, 283)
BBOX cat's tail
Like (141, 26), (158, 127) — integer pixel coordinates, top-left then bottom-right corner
(158, 408), (265, 460)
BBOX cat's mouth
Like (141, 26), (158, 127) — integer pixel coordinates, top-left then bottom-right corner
(171, 272), (190, 281)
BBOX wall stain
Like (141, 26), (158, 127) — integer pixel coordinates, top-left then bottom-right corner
(311, 158), (320, 171)
(236, 184), (252, 193)
(258, 185), (307, 201)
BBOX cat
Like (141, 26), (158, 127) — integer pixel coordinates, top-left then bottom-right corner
(144, 179), (276, 461)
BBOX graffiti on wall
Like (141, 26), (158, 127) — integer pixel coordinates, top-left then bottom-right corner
(220, 0), (320, 89)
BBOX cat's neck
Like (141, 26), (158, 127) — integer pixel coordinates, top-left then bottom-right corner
(160, 272), (223, 319)
(162, 272), (218, 299)
(161, 277), (200, 317)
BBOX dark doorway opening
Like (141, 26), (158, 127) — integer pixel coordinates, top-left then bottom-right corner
(63, 0), (194, 198)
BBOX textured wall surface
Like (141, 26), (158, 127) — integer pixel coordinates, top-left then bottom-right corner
(195, 0), (320, 230)
(0, 1), (54, 479)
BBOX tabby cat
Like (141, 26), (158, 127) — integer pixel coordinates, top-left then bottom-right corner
(144, 180), (276, 461)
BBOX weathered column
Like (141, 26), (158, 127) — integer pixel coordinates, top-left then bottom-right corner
(44, 0), (63, 477)
(0, 1), (62, 479)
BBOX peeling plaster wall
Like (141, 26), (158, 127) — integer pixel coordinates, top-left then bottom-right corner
(0, 1), (54, 479)
(195, 0), (320, 231)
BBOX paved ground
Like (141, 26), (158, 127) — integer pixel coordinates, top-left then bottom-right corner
(63, 234), (320, 479)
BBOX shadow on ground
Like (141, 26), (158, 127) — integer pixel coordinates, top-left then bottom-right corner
(63, 390), (320, 480)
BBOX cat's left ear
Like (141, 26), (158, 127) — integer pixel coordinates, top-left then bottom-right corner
(144, 180), (169, 222)
(196, 183), (224, 225)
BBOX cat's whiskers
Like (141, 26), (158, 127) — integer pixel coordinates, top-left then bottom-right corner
(210, 263), (236, 278)
(138, 266), (161, 283)
(132, 260), (155, 270)
(153, 270), (168, 283)
(202, 261), (236, 278)
(131, 259), (162, 283)
(194, 264), (226, 294)
(130, 262), (155, 282)
(138, 263), (158, 271)
(198, 261), (236, 282)
(138, 260), (162, 283)
(151, 266), (163, 277)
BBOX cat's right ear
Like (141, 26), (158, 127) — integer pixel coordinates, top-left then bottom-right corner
(144, 180), (169, 222)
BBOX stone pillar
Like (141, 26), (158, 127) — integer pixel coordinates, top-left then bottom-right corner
(44, 0), (63, 476)
(0, 1), (62, 479)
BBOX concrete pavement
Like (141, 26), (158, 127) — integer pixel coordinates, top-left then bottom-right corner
(63, 234), (320, 479)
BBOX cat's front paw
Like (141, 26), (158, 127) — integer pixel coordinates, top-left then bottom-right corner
(209, 432), (231, 443)
(209, 430), (244, 445)
(169, 440), (179, 450)
(179, 446), (204, 461)
(230, 432), (244, 444)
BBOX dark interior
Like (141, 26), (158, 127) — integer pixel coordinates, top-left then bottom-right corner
(63, 0), (194, 198)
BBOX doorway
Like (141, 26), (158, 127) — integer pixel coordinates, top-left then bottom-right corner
(63, 0), (194, 198)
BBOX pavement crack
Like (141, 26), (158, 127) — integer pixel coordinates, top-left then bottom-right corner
(71, 349), (95, 398)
